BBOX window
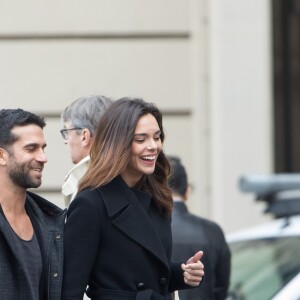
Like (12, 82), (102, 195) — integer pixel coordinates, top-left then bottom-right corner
(228, 237), (300, 299)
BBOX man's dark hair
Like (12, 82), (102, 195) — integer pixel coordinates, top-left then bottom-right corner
(167, 155), (188, 197)
(0, 109), (46, 149)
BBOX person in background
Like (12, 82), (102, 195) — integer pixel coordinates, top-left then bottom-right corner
(62, 98), (204, 300)
(0, 108), (65, 300)
(168, 155), (231, 300)
(60, 95), (113, 206)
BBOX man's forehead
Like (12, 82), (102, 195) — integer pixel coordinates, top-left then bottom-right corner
(11, 125), (45, 144)
(64, 120), (73, 128)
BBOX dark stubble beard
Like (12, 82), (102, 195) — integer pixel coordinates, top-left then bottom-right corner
(8, 160), (42, 189)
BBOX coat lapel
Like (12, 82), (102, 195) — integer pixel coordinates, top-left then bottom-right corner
(98, 176), (169, 270)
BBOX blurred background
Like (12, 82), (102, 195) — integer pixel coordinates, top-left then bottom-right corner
(0, 0), (299, 233)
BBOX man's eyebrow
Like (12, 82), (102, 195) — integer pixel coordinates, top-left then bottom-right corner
(24, 143), (47, 149)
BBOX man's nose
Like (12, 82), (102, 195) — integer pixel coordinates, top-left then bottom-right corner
(36, 150), (48, 163)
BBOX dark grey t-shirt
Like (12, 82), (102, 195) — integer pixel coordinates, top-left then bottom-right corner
(13, 232), (42, 300)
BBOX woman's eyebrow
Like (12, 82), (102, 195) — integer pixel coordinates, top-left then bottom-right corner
(134, 130), (161, 137)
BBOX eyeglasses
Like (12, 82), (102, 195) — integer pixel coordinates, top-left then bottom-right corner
(60, 127), (83, 140)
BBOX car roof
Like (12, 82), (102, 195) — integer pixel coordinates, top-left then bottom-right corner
(227, 215), (300, 242)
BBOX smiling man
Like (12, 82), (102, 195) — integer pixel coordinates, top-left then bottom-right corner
(0, 109), (65, 300)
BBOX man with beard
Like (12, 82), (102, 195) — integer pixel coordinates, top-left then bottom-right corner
(0, 109), (65, 300)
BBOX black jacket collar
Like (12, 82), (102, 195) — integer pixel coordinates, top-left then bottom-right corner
(98, 176), (170, 270)
(173, 201), (188, 213)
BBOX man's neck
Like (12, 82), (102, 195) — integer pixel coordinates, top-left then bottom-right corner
(0, 181), (27, 215)
(172, 193), (185, 202)
(0, 182), (31, 240)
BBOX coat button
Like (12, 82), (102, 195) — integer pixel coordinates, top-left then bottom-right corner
(53, 272), (59, 278)
(137, 282), (145, 290)
(160, 277), (167, 285)
(56, 234), (61, 240)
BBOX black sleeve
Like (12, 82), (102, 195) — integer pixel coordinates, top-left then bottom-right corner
(61, 191), (102, 300)
(212, 224), (231, 300)
(169, 262), (191, 292)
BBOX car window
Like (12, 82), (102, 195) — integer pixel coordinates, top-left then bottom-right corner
(228, 236), (300, 300)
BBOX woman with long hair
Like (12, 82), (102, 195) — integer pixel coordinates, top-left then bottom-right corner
(62, 98), (204, 300)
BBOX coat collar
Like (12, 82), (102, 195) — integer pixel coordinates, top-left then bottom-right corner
(98, 176), (169, 270)
(0, 192), (65, 233)
(173, 201), (188, 213)
(26, 191), (66, 231)
(0, 192), (65, 268)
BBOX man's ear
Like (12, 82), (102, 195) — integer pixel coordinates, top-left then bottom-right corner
(0, 148), (7, 166)
(183, 185), (191, 201)
(81, 129), (92, 147)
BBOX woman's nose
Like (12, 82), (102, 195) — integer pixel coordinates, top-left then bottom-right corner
(147, 139), (158, 150)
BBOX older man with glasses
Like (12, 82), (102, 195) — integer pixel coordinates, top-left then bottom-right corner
(60, 95), (113, 206)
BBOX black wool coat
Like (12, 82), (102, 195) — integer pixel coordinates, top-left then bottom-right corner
(62, 176), (189, 300)
(171, 201), (231, 300)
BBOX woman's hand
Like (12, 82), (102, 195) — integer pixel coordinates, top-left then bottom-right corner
(181, 251), (204, 287)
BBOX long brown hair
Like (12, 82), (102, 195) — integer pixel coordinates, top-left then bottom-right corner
(78, 98), (173, 215)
